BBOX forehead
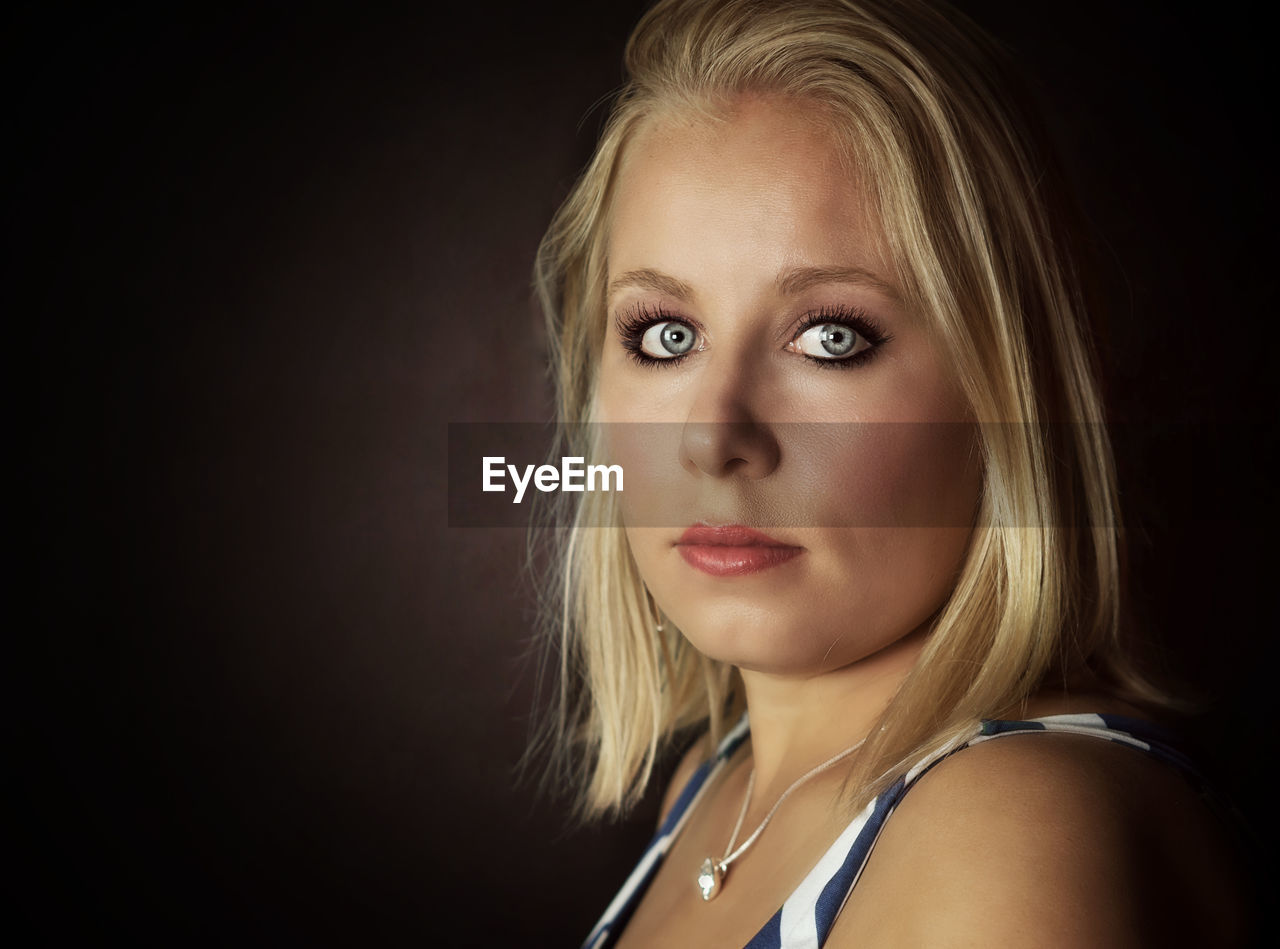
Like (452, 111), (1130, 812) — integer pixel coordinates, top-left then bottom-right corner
(607, 95), (893, 284)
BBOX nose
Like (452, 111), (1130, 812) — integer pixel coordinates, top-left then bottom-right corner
(678, 356), (781, 479)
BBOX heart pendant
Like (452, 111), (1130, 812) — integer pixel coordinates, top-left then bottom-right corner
(696, 857), (723, 901)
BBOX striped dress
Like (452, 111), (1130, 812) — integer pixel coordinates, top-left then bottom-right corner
(582, 712), (1198, 949)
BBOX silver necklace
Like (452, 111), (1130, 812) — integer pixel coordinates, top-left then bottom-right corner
(696, 737), (866, 901)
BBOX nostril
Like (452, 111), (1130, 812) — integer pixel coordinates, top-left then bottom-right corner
(679, 420), (781, 480)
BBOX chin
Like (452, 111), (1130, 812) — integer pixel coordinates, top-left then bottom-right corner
(673, 611), (858, 677)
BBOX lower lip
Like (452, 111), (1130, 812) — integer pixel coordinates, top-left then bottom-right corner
(677, 544), (803, 577)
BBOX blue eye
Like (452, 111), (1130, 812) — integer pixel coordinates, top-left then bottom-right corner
(615, 306), (703, 367)
(793, 322), (870, 360)
(616, 304), (887, 369)
(640, 321), (698, 358)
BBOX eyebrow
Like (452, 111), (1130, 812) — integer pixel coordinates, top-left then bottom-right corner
(607, 269), (695, 303)
(606, 265), (901, 305)
(776, 266), (901, 301)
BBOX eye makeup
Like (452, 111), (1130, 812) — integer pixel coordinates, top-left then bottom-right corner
(614, 303), (702, 368)
(788, 304), (892, 369)
(613, 301), (892, 369)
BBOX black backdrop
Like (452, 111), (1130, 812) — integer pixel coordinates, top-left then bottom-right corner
(9, 1), (1274, 944)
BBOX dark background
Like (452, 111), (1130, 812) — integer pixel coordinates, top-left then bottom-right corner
(8, 0), (1274, 944)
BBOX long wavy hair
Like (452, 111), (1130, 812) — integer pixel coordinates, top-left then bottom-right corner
(531, 0), (1170, 819)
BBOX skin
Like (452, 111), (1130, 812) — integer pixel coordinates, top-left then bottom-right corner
(597, 94), (1246, 947)
(597, 93), (981, 793)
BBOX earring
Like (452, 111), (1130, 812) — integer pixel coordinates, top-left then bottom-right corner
(644, 585), (666, 633)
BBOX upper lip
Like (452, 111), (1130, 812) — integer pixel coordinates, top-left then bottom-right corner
(677, 524), (799, 547)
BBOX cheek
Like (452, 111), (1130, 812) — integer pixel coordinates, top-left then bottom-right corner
(791, 421), (981, 528)
(772, 521), (973, 671)
(605, 422), (688, 527)
(823, 526), (975, 622)
(593, 351), (622, 423)
(594, 323), (651, 422)
(794, 426), (981, 658)
(594, 325), (687, 424)
(624, 526), (687, 630)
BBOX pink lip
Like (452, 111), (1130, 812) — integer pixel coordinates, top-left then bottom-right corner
(675, 525), (803, 577)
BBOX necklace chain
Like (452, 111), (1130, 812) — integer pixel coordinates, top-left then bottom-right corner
(718, 737), (866, 874)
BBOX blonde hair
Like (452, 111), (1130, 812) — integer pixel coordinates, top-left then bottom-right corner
(532, 0), (1169, 818)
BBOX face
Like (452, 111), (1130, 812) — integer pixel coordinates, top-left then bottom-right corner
(596, 95), (982, 678)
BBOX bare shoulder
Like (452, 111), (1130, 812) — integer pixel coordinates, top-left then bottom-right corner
(656, 733), (714, 828)
(830, 732), (1251, 947)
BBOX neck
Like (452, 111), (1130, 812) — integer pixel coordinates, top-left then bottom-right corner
(738, 624), (928, 796)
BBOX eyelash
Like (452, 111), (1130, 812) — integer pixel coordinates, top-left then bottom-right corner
(615, 304), (892, 369)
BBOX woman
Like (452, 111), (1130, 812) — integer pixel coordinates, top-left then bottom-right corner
(532, 0), (1248, 945)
